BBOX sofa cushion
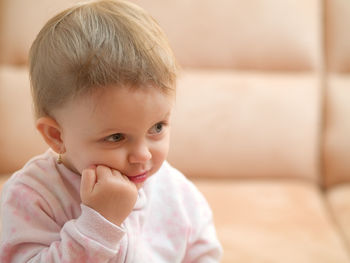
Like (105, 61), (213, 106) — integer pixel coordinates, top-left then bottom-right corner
(323, 75), (350, 186)
(133, 0), (322, 70)
(0, 66), (48, 174)
(326, 184), (350, 252)
(0, 0), (80, 65)
(323, 0), (350, 187)
(193, 179), (350, 263)
(326, 0), (350, 72)
(0, 0), (322, 71)
(168, 70), (321, 181)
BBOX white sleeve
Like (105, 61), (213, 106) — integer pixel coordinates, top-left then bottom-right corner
(0, 182), (125, 262)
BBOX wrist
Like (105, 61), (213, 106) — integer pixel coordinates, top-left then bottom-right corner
(76, 204), (125, 248)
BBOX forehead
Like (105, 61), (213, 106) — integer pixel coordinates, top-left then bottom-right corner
(57, 85), (174, 132)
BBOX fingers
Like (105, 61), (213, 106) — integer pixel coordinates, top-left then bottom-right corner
(110, 168), (132, 184)
(95, 165), (124, 178)
(81, 165), (127, 198)
(95, 165), (112, 181)
(111, 168), (123, 177)
(80, 166), (97, 199)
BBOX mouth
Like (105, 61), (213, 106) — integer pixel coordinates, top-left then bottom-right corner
(126, 171), (148, 184)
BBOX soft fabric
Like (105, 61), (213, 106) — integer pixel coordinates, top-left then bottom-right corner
(168, 70), (320, 181)
(0, 0), (321, 70)
(194, 179), (350, 263)
(133, 0), (322, 70)
(0, 150), (222, 262)
(323, 75), (350, 186)
(0, 66), (47, 174)
(326, 0), (350, 72)
(327, 184), (350, 250)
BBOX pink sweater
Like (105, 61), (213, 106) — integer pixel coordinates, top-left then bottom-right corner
(0, 150), (222, 262)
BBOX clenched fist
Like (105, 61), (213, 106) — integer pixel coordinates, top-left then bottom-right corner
(80, 165), (138, 226)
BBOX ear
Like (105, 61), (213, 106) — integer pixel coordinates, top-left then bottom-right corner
(36, 117), (65, 154)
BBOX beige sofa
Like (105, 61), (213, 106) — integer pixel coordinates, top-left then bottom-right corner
(1, 0), (350, 262)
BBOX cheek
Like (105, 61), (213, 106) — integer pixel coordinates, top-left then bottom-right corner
(83, 149), (128, 172)
(63, 140), (106, 173)
(62, 139), (87, 173)
(151, 139), (170, 165)
(148, 142), (169, 178)
(65, 151), (92, 175)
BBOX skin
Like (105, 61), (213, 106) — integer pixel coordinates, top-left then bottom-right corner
(36, 85), (175, 226)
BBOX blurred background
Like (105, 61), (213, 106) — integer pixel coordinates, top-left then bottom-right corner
(1, 0), (350, 262)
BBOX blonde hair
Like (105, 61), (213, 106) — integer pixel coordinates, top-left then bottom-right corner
(29, 0), (178, 118)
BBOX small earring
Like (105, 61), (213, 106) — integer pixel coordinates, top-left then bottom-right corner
(57, 154), (63, 164)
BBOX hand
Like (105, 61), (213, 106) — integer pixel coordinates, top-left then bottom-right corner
(80, 165), (138, 226)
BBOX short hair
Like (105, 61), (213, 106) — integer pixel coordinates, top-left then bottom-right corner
(29, 0), (178, 118)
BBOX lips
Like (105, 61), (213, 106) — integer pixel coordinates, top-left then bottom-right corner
(127, 171), (148, 183)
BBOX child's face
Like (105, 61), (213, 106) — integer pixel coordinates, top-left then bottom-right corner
(55, 85), (174, 189)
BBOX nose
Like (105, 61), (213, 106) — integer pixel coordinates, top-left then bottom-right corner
(128, 140), (152, 164)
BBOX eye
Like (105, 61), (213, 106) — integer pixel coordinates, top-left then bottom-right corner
(105, 133), (124, 142)
(149, 122), (165, 135)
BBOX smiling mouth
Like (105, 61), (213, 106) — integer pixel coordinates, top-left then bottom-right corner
(127, 171), (148, 183)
